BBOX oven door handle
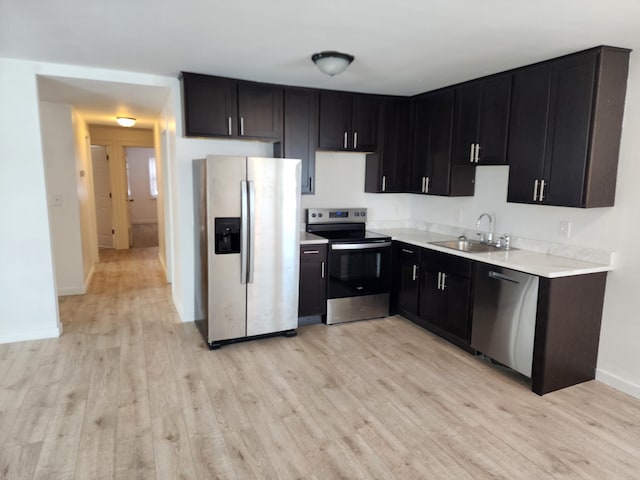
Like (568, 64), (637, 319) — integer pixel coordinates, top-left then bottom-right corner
(331, 241), (392, 250)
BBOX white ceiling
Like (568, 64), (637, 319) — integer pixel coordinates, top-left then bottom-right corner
(3, 0), (640, 125)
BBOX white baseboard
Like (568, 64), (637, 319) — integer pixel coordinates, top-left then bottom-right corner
(596, 369), (640, 400)
(57, 286), (87, 296)
(0, 326), (61, 344)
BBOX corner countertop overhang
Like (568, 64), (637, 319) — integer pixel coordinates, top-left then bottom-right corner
(372, 228), (612, 279)
(300, 232), (328, 245)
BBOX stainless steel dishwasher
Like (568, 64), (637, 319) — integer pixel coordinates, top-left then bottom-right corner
(471, 263), (539, 377)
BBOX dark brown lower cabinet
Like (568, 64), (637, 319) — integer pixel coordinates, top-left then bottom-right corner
(532, 272), (607, 395)
(298, 245), (327, 317)
(394, 242), (474, 350)
(393, 241), (609, 395)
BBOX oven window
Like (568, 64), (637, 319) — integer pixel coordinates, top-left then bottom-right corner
(328, 247), (391, 298)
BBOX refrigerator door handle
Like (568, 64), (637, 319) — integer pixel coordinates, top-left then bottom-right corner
(247, 180), (256, 283)
(240, 181), (249, 284)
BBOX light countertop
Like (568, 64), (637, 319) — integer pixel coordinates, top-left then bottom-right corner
(371, 228), (612, 278)
(300, 232), (328, 245)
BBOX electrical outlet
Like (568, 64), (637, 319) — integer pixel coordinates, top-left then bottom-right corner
(559, 220), (571, 238)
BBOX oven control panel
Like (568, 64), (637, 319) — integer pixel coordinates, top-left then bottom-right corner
(307, 208), (367, 224)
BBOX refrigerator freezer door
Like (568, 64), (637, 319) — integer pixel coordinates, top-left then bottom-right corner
(246, 157), (301, 337)
(207, 155), (247, 342)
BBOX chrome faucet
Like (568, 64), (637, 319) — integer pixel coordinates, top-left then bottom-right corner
(476, 213), (494, 244)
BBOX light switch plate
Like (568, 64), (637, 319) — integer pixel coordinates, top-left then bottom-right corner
(51, 193), (63, 207)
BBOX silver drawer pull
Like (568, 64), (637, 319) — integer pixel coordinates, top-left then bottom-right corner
(401, 248), (414, 254)
(303, 250), (320, 254)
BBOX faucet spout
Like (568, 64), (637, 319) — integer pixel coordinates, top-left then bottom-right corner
(476, 213), (494, 244)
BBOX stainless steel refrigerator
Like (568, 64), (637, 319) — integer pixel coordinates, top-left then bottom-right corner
(193, 155), (301, 349)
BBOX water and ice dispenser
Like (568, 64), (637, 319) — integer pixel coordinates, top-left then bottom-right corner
(214, 218), (240, 254)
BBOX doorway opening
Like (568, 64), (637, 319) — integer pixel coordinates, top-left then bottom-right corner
(125, 146), (159, 248)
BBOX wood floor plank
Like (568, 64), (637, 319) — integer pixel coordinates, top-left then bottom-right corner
(151, 413), (198, 480)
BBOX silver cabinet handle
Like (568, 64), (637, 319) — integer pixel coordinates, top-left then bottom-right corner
(421, 176), (426, 193)
(425, 176), (430, 193)
(321, 261), (325, 279)
(228, 117), (232, 136)
(412, 264), (418, 281)
(240, 117), (245, 136)
(441, 272), (446, 290)
(303, 250), (320, 254)
(437, 272), (442, 290)
(354, 132), (358, 150)
(539, 180), (546, 202)
(401, 248), (414, 254)
(469, 143), (475, 163)
(382, 175), (386, 192)
(475, 144), (481, 163)
(533, 179), (539, 201)
(343, 131), (348, 149)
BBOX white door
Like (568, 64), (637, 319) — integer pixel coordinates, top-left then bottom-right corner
(91, 145), (114, 248)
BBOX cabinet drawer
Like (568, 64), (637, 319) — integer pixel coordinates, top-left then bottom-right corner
(421, 250), (472, 278)
(300, 245), (327, 262)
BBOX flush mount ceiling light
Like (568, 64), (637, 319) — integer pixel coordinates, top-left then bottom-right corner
(116, 117), (136, 127)
(311, 51), (355, 76)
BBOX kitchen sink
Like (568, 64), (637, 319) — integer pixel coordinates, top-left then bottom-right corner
(430, 239), (511, 253)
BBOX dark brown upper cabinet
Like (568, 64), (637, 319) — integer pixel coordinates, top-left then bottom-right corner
(318, 91), (379, 152)
(181, 72), (282, 140)
(507, 46), (630, 208)
(452, 74), (512, 166)
(280, 88), (319, 195)
(365, 97), (410, 193)
(409, 89), (475, 196)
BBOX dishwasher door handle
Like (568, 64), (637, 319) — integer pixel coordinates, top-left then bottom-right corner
(488, 271), (520, 284)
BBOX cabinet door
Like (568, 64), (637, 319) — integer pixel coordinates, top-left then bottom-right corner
(427, 89), (455, 195)
(182, 73), (237, 137)
(365, 98), (409, 193)
(397, 245), (420, 316)
(351, 94), (379, 152)
(452, 82), (480, 166)
(418, 267), (444, 328)
(283, 89), (318, 194)
(408, 95), (431, 193)
(298, 246), (326, 317)
(506, 63), (552, 204)
(318, 91), (351, 150)
(441, 272), (472, 342)
(476, 74), (512, 165)
(237, 82), (283, 139)
(544, 52), (596, 207)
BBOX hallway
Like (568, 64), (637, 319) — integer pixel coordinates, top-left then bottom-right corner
(2, 249), (640, 479)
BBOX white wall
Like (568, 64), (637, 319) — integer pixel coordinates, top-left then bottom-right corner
(0, 60), (60, 342)
(300, 152), (413, 227)
(40, 102), (88, 295)
(72, 108), (99, 284)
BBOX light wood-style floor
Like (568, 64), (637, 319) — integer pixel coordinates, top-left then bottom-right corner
(1, 248), (640, 479)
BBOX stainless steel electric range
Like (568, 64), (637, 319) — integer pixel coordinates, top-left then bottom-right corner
(306, 208), (392, 325)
